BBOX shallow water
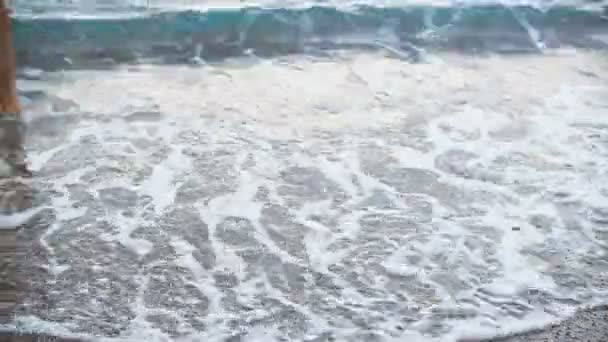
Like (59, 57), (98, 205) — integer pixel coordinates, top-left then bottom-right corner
(4, 48), (607, 341)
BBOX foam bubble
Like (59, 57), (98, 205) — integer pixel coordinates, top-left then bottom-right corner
(0, 207), (43, 230)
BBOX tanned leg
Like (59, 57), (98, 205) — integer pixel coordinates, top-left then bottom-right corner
(0, 0), (19, 115)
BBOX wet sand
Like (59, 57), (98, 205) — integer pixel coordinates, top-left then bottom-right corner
(1, 306), (607, 342)
(492, 305), (608, 342)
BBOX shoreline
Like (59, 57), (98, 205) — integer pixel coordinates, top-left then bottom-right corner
(488, 305), (608, 342)
(1, 305), (607, 341)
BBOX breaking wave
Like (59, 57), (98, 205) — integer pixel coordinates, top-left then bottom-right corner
(12, 4), (608, 69)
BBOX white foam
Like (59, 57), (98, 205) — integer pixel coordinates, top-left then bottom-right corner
(28, 144), (69, 172)
(0, 207), (43, 230)
(136, 120), (190, 211)
(11, 0), (605, 16)
(17, 50), (608, 341)
(170, 237), (225, 318)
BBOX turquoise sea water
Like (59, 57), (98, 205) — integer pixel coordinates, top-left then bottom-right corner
(10, 1), (608, 69)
